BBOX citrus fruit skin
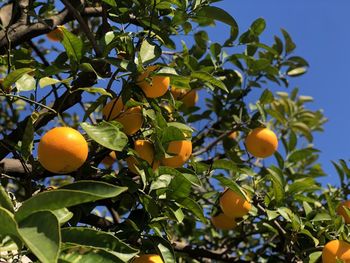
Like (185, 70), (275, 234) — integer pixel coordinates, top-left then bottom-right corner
(211, 213), (237, 230)
(161, 140), (192, 168)
(38, 127), (88, 174)
(171, 87), (198, 108)
(126, 140), (159, 174)
(47, 27), (63, 42)
(137, 66), (169, 98)
(102, 151), (117, 167)
(245, 127), (278, 158)
(102, 98), (143, 135)
(133, 254), (164, 263)
(219, 189), (251, 218)
(337, 201), (350, 224)
(322, 240), (350, 263)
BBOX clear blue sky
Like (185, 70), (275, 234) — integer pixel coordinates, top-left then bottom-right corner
(210, 0), (350, 185)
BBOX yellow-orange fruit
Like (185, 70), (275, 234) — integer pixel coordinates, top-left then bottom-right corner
(161, 140), (192, 168)
(38, 127), (88, 174)
(102, 151), (117, 167)
(171, 87), (198, 108)
(245, 127), (278, 158)
(322, 240), (350, 263)
(126, 140), (159, 174)
(133, 254), (164, 263)
(337, 201), (350, 224)
(228, 131), (238, 140)
(211, 213), (237, 230)
(137, 66), (169, 98)
(47, 27), (64, 42)
(219, 189), (251, 218)
(102, 98), (143, 135)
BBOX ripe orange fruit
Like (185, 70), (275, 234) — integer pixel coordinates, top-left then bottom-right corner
(47, 27), (64, 42)
(211, 213), (237, 230)
(170, 87), (198, 108)
(137, 66), (169, 98)
(245, 127), (278, 158)
(102, 97), (143, 135)
(228, 131), (238, 140)
(38, 127), (88, 174)
(133, 254), (164, 263)
(126, 140), (159, 174)
(337, 201), (350, 224)
(219, 189), (251, 218)
(161, 140), (192, 168)
(102, 151), (117, 167)
(322, 240), (350, 263)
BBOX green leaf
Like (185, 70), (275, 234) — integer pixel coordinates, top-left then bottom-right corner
(259, 89), (274, 105)
(39, 77), (72, 88)
(161, 126), (185, 145)
(15, 180), (128, 222)
(59, 244), (125, 263)
(102, 0), (116, 7)
(287, 67), (307, 76)
(288, 178), (320, 194)
(198, 6), (238, 29)
(149, 236), (175, 263)
(251, 18), (266, 35)
(21, 114), (35, 161)
(52, 208), (73, 225)
(213, 175), (248, 200)
(3, 68), (35, 88)
(17, 211), (60, 263)
(281, 28), (296, 54)
(16, 73), (36, 92)
(167, 173), (192, 200)
(61, 227), (138, 262)
(81, 121), (128, 151)
(308, 252), (322, 263)
(0, 186), (14, 213)
(288, 148), (319, 163)
(77, 87), (112, 97)
(267, 167), (285, 204)
(191, 71), (228, 92)
(0, 207), (19, 238)
(178, 198), (206, 223)
(59, 26), (83, 64)
(139, 38), (161, 64)
(299, 229), (319, 246)
(311, 213), (332, 222)
(212, 159), (237, 171)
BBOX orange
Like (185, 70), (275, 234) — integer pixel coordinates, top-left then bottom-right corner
(38, 127), (88, 174)
(337, 201), (350, 224)
(126, 140), (159, 174)
(161, 140), (192, 168)
(102, 151), (117, 167)
(47, 27), (64, 42)
(245, 127), (278, 158)
(322, 240), (350, 263)
(211, 213), (237, 230)
(228, 131), (238, 140)
(170, 87), (198, 108)
(219, 189), (251, 218)
(137, 66), (169, 98)
(133, 254), (164, 263)
(102, 97), (143, 135)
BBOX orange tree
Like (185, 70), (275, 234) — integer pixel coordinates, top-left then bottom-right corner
(0, 1), (348, 263)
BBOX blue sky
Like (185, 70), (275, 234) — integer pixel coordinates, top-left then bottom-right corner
(207, 0), (350, 185)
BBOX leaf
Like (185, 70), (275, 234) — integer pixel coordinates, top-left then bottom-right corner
(288, 148), (319, 163)
(198, 6), (238, 29)
(17, 211), (60, 263)
(287, 67), (307, 76)
(212, 159), (237, 171)
(59, 26), (83, 64)
(311, 213), (332, 222)
(0, 207), (19, 238)
(39, 77), (72, 88)
(0, 186), (14, 213)
(178, 198), (206, 223)
(299, 229), (319, 246)
(52, 208), (73, 225)
(191, 71), (228, 92)
(149, 236), (175, 263)
(259, 89), (274, 105)
(213, 175), (248, 200)
(267, 167), (285, 204)
(77, 87), (112, 97)
(161, 126), (185, 145)
(15, 180), (128, 222)
(288, 178), (320, 194)
(102, 0), (116, 7)
(21, 114), (35, 161)
(81, 121), (128, 151)
(16, 73), (36, 92)
(139, 38), (162, 64)
(251, 18), (266, 35)
(308, 251), (322, 263)
(3, 68), (35, 88)
(166, 173), (191, 200)
(281, 28), (296, 54)
(61, 227), (138, 262)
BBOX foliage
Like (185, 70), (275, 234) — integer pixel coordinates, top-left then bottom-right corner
(0, 0), (345, 263)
